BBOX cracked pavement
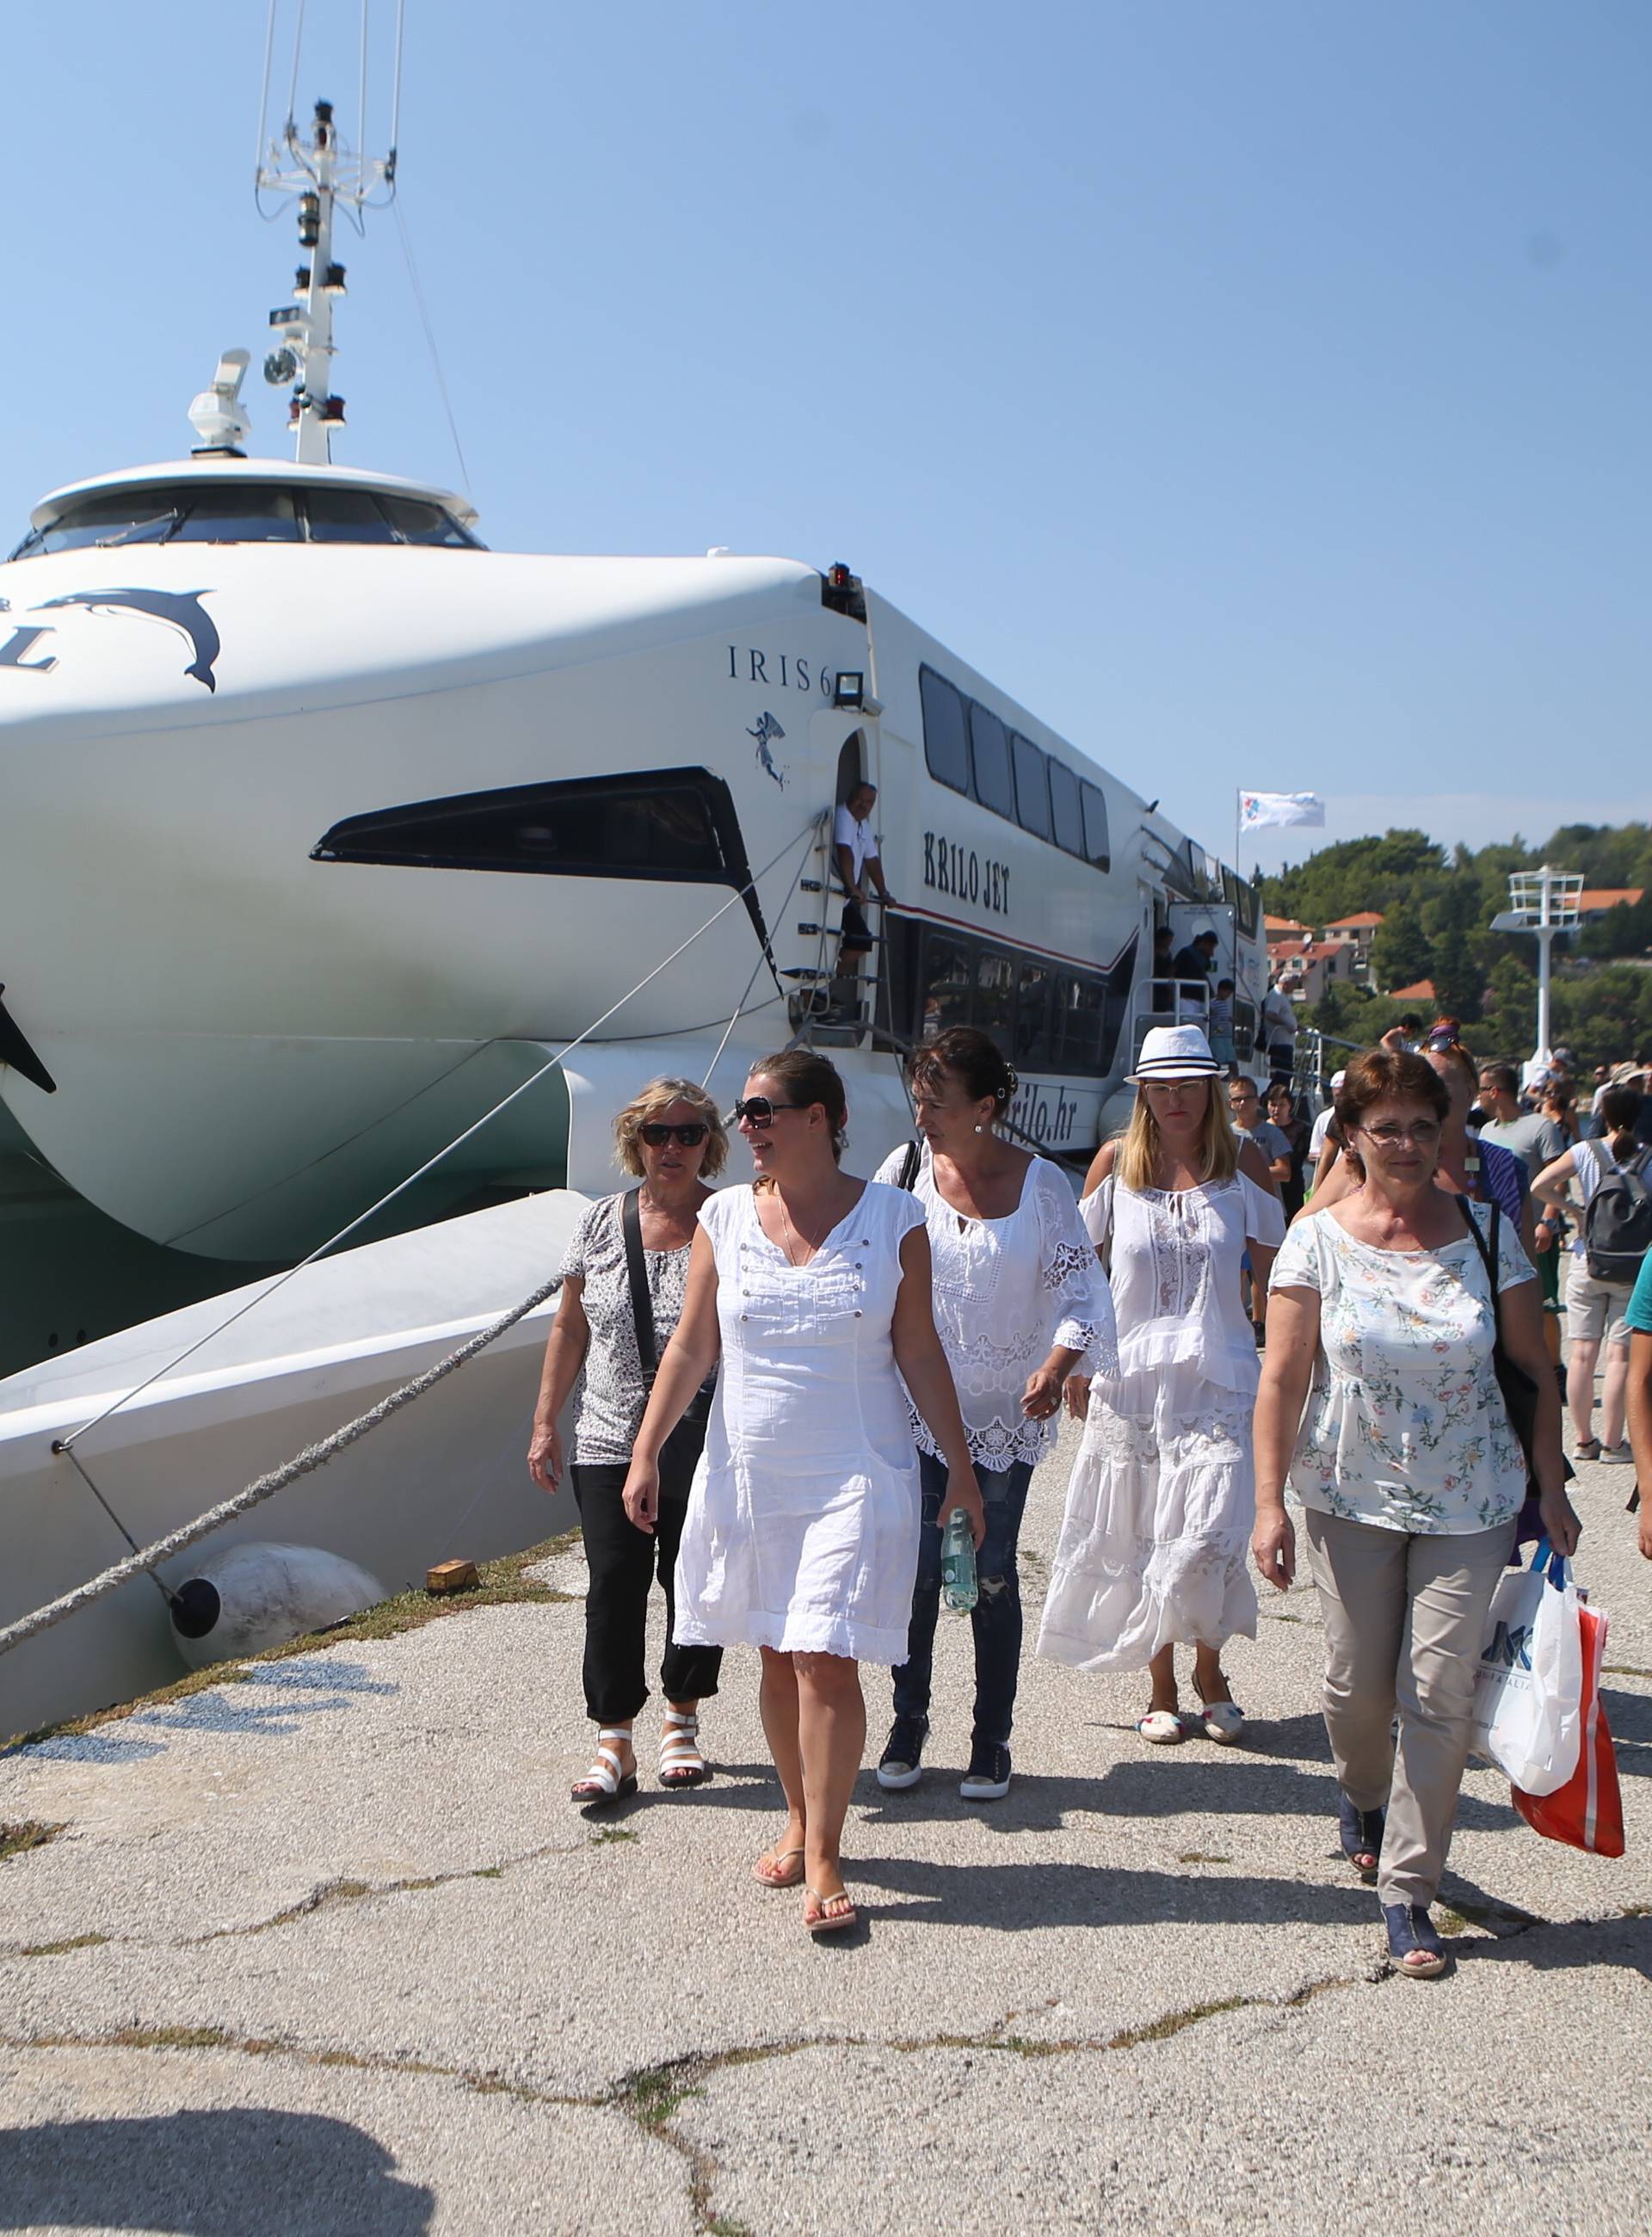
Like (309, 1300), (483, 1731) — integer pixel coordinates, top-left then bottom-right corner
(1, 1427), (1649, 2234)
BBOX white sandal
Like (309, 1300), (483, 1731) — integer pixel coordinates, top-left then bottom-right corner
(1137, 1710), (1187, 1746)
(571, 1727), (637, 1806)
(658, 1708), (708, 1789)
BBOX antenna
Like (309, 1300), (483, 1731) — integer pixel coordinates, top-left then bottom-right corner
(255, 92), (398, 464)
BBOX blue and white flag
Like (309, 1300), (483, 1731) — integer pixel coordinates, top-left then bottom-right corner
(1239, 790), (1326, 833)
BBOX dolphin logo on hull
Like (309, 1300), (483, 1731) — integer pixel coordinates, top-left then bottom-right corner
(35, 588), (221, 693)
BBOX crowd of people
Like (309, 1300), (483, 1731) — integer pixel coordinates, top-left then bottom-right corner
(528, 1007), (1649, 1972)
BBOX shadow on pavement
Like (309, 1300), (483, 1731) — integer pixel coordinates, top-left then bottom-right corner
(0, 2108), (434, 2233)
(845, 1852), (1379, 1932)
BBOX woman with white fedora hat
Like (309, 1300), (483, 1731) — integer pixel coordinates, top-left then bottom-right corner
(1038, 1024), (1285, 1741)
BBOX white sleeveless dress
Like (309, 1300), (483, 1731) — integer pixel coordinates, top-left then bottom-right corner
(671, 1180), (928, 1665)
(1037, 1173), (1285, 1672)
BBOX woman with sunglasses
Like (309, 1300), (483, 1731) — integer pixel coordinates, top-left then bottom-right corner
(528, 1078), (729, 1803)
(871, 1027), (1114, 1803)
(621, 1049), (983, 1937)
(1253, 1049), (1578, 1979)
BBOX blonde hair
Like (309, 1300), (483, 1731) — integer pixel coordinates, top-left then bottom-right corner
(613, 1076), (729, 1180)
(1113, 1080), (1238, 1193)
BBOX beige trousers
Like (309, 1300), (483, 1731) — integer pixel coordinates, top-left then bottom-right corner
(1303, 1508), (1516, 1909)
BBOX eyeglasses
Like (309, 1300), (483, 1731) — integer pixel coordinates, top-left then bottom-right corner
(638, 1122), (709, 1149)
(1356, 1120), (1442, 1149)
(730, 1096), (808, 1128)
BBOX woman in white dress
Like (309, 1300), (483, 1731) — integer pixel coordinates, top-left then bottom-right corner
(1038, 1026), (1284, 1741)
(621, 1050), (983, 1936)
(872, 1027), (1115, 1802)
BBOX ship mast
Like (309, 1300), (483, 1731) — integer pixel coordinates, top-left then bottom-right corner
(256, 97), (397, 465)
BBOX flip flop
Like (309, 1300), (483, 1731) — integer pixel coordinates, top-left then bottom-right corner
(804, 1885), (858, 1937)
(752, 1844), (805, 1889)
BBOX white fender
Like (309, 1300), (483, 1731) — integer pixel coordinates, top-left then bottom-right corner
(170, 1540), (385, 1667)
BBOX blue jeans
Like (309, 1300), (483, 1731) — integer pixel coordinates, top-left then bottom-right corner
(891, 1451), (1033, 1750)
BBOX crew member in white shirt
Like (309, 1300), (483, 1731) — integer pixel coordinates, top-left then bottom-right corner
(830, 782), (894, 1018)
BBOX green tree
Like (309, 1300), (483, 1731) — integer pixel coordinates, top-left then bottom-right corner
(1369, 903), (1433, 994)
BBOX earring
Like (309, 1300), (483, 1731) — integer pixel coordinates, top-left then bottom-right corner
(973, 1123), (984, 1134)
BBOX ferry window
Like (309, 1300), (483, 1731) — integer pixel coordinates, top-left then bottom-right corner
(1236, 876), (1260, 938)
(921, 934), (974, 1032)
(304, 489), (401, 545)
(311, 768), (739, 885)
(968, 704), (1014, 820)
(1057, 975), (1104, 1071)
(1080, 780), (1111, 872)
(920, 666), (972, 798)
(23, 491), (188, 555)
(1014, 962), (1054, 1070)
(975, 950), (1016, 1039)
(1047, 758), (1084, 858)
(378, 495), (482, 547)
(1011, 733), (1051, 840)
(169, 489), (303, 541)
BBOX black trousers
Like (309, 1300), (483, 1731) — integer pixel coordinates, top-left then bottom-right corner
(570, 1441), (723, 1722)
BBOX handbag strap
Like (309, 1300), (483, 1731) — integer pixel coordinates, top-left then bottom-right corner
(1458, 1190), (1505, 1345)
(897, 1137), (922, 1191)
(620, 1187), (659, 1379)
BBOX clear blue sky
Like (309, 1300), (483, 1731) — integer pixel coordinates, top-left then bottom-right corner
(5, 3), (1645, 871)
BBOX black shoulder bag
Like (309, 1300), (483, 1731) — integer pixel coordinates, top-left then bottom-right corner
(1458, 1194), (1571, 1543)
(896, 1138), (922, 1191)
(621, 1189), (714, 1482)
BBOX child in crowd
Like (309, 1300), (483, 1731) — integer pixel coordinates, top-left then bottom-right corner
(1208, 979), (1237, 1070)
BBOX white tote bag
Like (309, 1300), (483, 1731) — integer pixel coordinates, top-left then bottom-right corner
(1470, 1542), (1583, 1797)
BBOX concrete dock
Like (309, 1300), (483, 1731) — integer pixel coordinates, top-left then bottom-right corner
(2, 1424), (1648, 2234)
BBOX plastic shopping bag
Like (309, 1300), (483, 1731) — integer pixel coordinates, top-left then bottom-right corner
(1513, 1598), (1625, 1856)
(1470, 1539), (1582, 1797)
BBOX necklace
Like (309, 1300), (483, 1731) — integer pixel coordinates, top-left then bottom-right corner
(774, 1188), (832, 1267)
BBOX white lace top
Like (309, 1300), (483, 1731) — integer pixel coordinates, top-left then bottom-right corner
(872, 1144), (1116, 1469)
(1270, 1203), (1534, 1534)
(1082, 1173), (1285, 1396)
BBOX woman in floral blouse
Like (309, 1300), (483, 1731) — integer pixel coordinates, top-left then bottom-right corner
(1253, 1049), (1577, 1979)
(872, 1027), (1113, 1803)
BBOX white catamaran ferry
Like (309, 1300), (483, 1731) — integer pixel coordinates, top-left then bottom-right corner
(0, 77), (1265, 1736)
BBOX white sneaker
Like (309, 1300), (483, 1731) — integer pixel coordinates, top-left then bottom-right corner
(1600, 1441), (1632, 1465)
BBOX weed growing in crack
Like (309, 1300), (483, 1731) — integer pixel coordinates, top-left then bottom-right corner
(1178, 1852), (1231, 1865)
(1106, 1997), (1249, 2049)
(622, 2063), (702, 2129)
(591, 1827), (639, 1847)
(0, 1821), (65, 1862)
(21, 1933), (110, 1957)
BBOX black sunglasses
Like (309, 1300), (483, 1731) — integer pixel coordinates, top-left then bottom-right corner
(638, 1122), (708, 1148)
(730, 1096), (808, 1128)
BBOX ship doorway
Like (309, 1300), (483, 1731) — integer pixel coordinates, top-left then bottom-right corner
(835, 730), (866, 806)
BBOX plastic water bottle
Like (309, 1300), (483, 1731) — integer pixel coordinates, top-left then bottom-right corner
(940, 1507), (977, 1613)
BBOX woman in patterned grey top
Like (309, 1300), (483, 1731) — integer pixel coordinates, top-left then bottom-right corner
(527, 1078), (729, 1803)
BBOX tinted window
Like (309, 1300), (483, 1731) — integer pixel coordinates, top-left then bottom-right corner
(169, 489), (302, 542)
(920, 666), (971, 797)
(379, 495), (481, 547)
(921, 934), (974, 1032)
(975, 950), (1016, 1039)
(1011, 733), (1051, 840)
(312, 768), (736, 884)
(1014, 962), (1054, 1069)
(1057, 975), (1103, 1069)
(1081, 780), (1111, 872)
(26, 491), (188, 554)
(968, 704), (1015, 819)
(1048, 758), (1084, 857)
(304, 489), (400, 544)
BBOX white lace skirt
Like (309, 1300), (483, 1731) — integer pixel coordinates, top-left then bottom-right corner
(1036, 1359), (1259, 1673)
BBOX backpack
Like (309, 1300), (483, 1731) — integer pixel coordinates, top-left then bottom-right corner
(1583, 1141), (1652, 1284)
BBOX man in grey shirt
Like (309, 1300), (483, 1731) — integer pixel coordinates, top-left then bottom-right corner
(1476, 1062), (1566, 1176)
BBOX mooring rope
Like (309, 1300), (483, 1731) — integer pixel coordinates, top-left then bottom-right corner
(0, 1276), (564, 1666)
